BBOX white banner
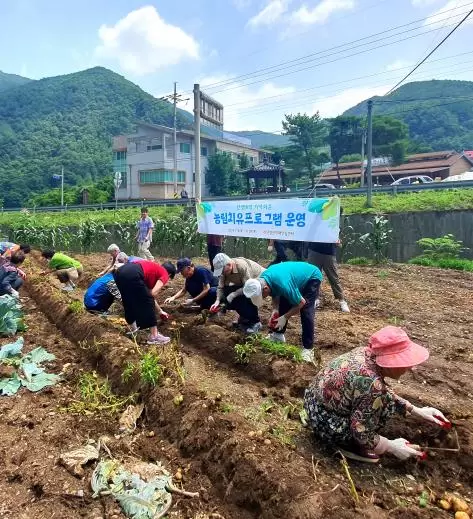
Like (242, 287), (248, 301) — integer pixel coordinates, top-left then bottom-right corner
(196, 197), (340, 242)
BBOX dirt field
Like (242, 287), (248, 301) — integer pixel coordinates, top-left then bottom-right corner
(1, 252), (472, 519)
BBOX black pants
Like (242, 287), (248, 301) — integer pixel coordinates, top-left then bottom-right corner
(268, 240), (307, 267)
(194, 287), (217, 310)
(278, 278), (320, 349)
(113, 263), (157, 329)
(224, 285), (259, 325)
(207, 244), (222, 272)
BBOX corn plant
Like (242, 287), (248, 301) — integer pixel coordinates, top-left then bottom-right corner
(359, 215), (392, 264)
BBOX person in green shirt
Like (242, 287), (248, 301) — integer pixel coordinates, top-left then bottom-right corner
(41, 249), (83, 292)
(243, 262), (322, 363)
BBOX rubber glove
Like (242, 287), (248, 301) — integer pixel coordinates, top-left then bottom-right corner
(267, 245), (274, 252)
(160, 310), (170, 320)
(375, 436), (424, 461)
(226, 292), (237, 304)
(164, 296), (175, 304)
(210, 301), (220, 313)
(182, 298), (195, 306)
(10, 289), (19, 298)
(411, 406), (451, 427)
(274, 315), (287, 331)
(269, 311), (279, 329)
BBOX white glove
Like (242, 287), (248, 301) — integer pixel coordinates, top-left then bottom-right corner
(10, 289), (19, 298)
(183, 298), (194, 306)
(267, 245), (274, 252)
(164, 297), (175, 304)
(411, 406), (450, 427)
(375, 436), (423, 461)
(274, 315), (287, 331)
(227, 292), (238, 304)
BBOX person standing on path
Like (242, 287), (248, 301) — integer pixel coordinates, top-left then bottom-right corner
(243, 261), (322, 363)
(210, 253), (265, 334)
(135, 208), (154, 260)
(307, 240), (349, 313)
(206, 234), (224, 272)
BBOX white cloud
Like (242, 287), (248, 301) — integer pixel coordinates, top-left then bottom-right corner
(247, 0), (291, 28)
(291, 0), (355, 25)
(312, 85), (389, 118)
(411, 0), (441, 6)
(95, 6), (199, 75)
(424, 1), (473, 26)
(385, 59), (412, 71)
(193, 75), (296, 130)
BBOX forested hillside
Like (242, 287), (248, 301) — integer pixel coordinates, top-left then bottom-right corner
(0, 71), (32, 92)
(0, 67), (187, 207)
(344, 80), (473, 151)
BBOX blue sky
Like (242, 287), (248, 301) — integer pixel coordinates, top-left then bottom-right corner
(1, 0), (472, 131)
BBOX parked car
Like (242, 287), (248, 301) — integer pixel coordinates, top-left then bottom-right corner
(441, 172), (473, 182)
(297, 183), (336, 191)
(391, 175), (434, 186)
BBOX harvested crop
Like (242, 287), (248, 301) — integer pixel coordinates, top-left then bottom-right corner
(438, 499), (451, 511)
(452, 497), (470, 513)
(455, 512), (470, 519)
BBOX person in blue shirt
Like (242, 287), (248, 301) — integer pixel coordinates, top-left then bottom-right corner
(243, 262), (322, 363)
(164, 257), (217, 310)
(84, 272), (122, 313)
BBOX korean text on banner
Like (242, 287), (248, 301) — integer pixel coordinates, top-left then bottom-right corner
(196, 198), (340, 243)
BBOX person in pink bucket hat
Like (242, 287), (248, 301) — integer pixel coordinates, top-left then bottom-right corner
(303, 326), (450, 463)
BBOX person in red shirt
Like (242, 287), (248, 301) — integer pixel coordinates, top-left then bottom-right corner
(113, 259), (176, 344)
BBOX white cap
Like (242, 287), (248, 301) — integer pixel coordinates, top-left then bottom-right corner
(107, 243), (120, 253)
(213, 253), (232, 277)
(243, 278), (265, 308)
(116, 252), (129, 264)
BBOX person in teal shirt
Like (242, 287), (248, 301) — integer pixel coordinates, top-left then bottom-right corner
(41, 249), (83, 292)
(243, 262), (322, 363)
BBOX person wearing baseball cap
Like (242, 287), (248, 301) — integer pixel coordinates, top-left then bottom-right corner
(303, 326), (450, 463)
(164, 257), (217, 310)
(210, 253), (265, 333)
(243, 261), (322, 362)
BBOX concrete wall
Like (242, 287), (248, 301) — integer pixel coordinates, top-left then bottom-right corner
(344, 210), (473, 262)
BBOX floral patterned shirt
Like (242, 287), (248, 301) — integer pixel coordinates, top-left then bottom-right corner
(305, 347), (412, 448)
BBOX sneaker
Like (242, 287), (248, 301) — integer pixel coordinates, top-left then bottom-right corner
(301, 348), (315, 363)
(62, 284), (74, 292)
(147, 333), (171, 345)
(246, 322), (262, 334)
(339, 300), (350, 313)
(267, 332), (286, 343)
(339, 444), (380, 464)
(315, 298), (320, 308)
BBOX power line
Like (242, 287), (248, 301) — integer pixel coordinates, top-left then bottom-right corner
(188, 2), (473, 94)
(385, 8), (473, 95)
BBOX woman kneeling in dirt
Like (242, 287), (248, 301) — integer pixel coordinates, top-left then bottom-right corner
(304, 326), (450, 463)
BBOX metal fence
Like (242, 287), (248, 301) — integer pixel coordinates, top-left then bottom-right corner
(2, 180), (473, 213)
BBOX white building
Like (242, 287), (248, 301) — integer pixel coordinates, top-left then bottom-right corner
(113, 122), (269, 200)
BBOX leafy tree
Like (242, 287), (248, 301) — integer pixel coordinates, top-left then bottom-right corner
(238, 152), (250, 170)
(205, 151), (237, 196)
(327, 116), (364, 182)
(340, 153), (362, 163)
(282, 112), (327, 188)
(372, 116), (409, 166)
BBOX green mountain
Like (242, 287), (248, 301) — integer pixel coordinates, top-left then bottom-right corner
(344, 80), (473, 151)
(229, 130), (291, 148)
(0, 67), (189, 207)
(0, 71), (32, 92)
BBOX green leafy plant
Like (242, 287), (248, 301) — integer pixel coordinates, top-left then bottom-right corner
(121, 361), (137, 383)
(346, 256), (371, 266)
(139, 351), (163, 386)
(359, 215), (392, 263)
(0, 295), (25, 336)
(257, 335), (303, 362)
(234, 340), (256, 364)
(416, 234), (468, 260)
(409, 256), (473, 272)
(377, 270), (389, 279)
(68, 300), (85, 314)
(65, 371), (134, 415)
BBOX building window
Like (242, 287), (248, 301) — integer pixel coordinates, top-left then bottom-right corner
(180, 143), (191, 154)
(139, 169), (186, 184)
(201, 146), (208, 157)
(147, 144), (162, 151)
(113, 151), (127, 161)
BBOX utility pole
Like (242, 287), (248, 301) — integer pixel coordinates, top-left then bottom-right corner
(159, 85), (189, 197)
(360, 128), (366, 188)
(193, 83), (201, 201)
(61, 166), (64, 208)
(173, 81), (178, 194)
(366, 100), (373, 207)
